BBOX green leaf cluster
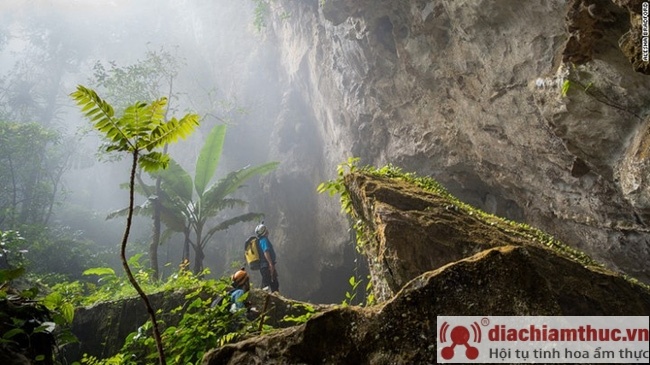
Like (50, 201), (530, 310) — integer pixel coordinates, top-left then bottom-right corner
(70, 85), (199, 172)
(1, 262), (78, 363)
(139, 124), (279, 273)
(281, 303), (316, 325)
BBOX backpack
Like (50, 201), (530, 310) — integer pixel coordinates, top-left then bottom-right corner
(244, 236), (261, 270)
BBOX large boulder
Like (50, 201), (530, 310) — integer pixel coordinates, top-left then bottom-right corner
(203, 244), (650, 364)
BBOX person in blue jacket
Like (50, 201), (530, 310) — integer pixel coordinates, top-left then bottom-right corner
(255, 223), (279, 292)
(229, 268), (251, 311)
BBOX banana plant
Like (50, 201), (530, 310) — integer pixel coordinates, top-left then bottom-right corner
(70, 85), (200, 365)
(108, 124), (278, 273)
(150, 124), (279, 273)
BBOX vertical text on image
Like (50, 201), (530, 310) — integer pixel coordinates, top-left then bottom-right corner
(642, 2), (649, 61)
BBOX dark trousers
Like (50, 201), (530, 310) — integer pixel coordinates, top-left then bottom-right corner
(260, 266), (279, 292)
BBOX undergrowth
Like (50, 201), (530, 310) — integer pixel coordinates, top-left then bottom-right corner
(44, 259), (260, 365)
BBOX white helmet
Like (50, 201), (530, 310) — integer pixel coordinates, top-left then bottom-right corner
(255, 223), (268, 236)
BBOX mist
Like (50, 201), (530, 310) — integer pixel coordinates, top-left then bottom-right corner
(1, 0), (353, 302)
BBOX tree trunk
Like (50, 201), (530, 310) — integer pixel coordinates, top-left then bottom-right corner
(150, 188), (161, 280)
(193, 244), (205, 274)
(182, 227), (191, 264)
(122, 150), (166, 365)
(149, 144), (169, 280)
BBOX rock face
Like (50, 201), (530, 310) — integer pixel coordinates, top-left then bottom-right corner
(202, 172), (650, 364)
(244, 0), (650, 297)
(60, 291), (190, 361)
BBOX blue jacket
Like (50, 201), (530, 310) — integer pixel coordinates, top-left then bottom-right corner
(229, 288), (246, 312)
(258, 236), (276, 267)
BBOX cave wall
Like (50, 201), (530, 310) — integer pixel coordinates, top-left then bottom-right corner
(179, 0), (650, 302)
(258, 0), (650, 289)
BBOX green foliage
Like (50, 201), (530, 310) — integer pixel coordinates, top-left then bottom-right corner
(250, 0), (269, 32)
(91, 48), (182, 112)
(70, 85), (199, 172)
(1, 265), (78, 363)
(80, 353), (128, 365)
(46, 257), (205, 308)
(6, 224), (109, 283)
(281, 303), (316, 325)
(561, 79), (571, 97)
(341, 273), (375, 308)
(0, 230), (27, 268)
(0, 121), (69, 228)
(561, 65), (642, 121)
(317, 157), (359, 216)
(341, 275), (362, 307)
(0, 267), (25, 286)
(71, 85), (201, 365)
(194, 124), (227, 197)
(68, 268), (256, 365)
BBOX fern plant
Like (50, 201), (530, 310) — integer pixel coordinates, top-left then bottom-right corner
(70, 85), (200, 365)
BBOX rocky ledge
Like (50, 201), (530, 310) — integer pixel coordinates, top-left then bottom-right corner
(202, 170), (650, 364)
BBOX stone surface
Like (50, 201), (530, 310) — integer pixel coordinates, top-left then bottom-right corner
(254, 0), (650, 290)
(203, 243), (650, 364)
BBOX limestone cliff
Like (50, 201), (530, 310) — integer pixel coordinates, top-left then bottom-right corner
(181, 0), (650, 301)
(246, 0), (650, 298)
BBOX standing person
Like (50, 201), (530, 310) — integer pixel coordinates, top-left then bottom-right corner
(255, 222), (279, 292)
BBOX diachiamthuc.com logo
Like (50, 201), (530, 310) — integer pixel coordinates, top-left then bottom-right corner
(437, 316), (649, 364)
(439, 320), (482, 360)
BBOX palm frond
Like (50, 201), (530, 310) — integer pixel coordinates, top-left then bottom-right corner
(203, 198), (248, 217)
(106, 201), (151, 220)
(205, 162), (279, 205)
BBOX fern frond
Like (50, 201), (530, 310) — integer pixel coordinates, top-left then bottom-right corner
(139, 151), (169, 172)
(70, 85), (133, 150)
(149, 97), (168, 126)
(145, 113), (200, 151)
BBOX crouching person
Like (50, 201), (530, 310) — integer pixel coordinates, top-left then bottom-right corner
(212, 268), (258, 322)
